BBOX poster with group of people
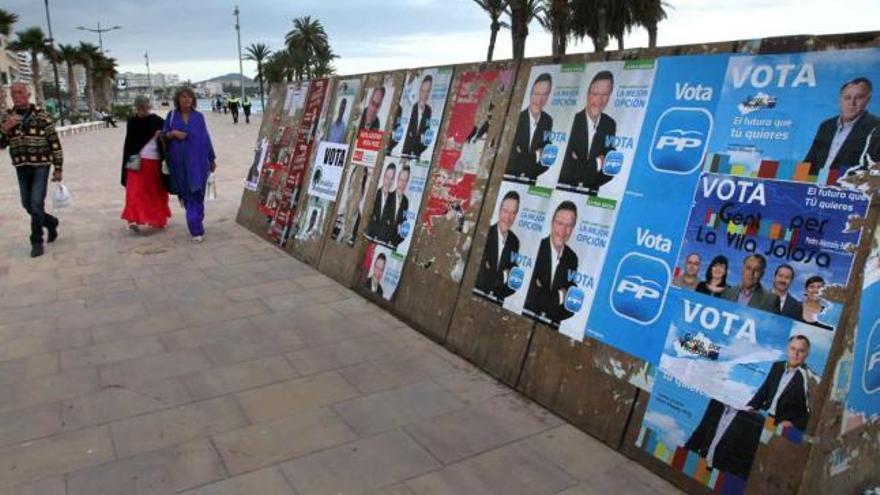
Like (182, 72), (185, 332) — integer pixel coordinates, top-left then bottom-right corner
(580, 48), (880, 493)
(472, 60), (656, 340)
(295, 77), (363, 244)
(332, 74), (396, 247)
(361, 67), (454, 300)
(417, 65), (516, 283)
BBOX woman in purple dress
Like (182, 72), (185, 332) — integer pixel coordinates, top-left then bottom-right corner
(163, 87), (217, 242)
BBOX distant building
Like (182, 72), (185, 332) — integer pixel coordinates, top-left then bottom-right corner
(119, 72), (181, 90)
(0, 34), (35, 109)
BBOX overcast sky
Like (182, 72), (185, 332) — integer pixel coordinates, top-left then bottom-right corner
(5, 0), (880, 82)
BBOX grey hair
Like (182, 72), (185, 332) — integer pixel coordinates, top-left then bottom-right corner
(133, 95), (151, 109)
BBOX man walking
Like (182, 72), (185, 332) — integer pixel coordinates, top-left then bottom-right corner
(0, 83), (63, 257)
(242, 98), (252, 124)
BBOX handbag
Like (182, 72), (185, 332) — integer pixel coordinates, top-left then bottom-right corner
(126, 154), (142, 171)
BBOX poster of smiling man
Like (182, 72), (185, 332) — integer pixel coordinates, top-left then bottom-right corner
(386, 67), (453, 161)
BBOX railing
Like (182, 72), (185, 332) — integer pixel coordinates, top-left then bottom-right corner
(56, 121), (107, 137)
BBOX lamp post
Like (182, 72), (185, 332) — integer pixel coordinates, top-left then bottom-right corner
(76, 22), (121, 55)
(144, 51), (152, 97)
(43, 0), (64, 124)
(233, 6), (245, 100)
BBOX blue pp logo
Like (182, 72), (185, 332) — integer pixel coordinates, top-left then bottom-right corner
(393, 125), (405, 142)
(649, 108), (712, 175)
(508, 267), (524, 291)
(603, 151), (624, 176)
(564, 287), (585, 313)
(399, 220), (411, 240)
(540, 145), (558, 168)
(610, 252), (670, 325)
(422, 127), (435, 147)
(862, 320), (880, 395)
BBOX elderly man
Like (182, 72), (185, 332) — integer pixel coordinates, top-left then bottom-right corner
(0, 83), (63, 257)
(721, 254), (780, 312)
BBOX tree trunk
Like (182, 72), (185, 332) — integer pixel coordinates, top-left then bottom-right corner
(617, 36), (624, 51)
(258, 62), (266, 109)
(66, 62), (78, 116)
(510, 1), (528, 60)
(595, 3), (608, 53)
(487, 22), (498, 62)
(647, 23), (658, 48)
(84, 62), (95, 117)
(30, 52), (44, 106)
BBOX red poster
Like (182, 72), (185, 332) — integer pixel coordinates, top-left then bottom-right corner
(268, 78), (330, 245)
(350, 129), (384, 168)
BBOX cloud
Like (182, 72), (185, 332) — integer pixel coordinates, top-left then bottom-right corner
(644, 410), (689, 448)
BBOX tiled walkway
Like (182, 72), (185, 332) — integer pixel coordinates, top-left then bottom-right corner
(0, 111), (682, 495)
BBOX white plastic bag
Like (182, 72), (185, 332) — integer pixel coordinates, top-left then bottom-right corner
(206, 173), (218, 200)
(52, 182), (72, 209)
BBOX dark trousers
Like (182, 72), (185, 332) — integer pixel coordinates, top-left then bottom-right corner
(244, 110), (250, 124)
(16, 165), (58, 245)
(231, 109), (239, 124)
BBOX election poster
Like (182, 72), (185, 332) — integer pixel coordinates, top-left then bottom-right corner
(307, 142), (348, 201)
(658, 289), (834, 410)
(503, 63), (586, 188)
(386, 67), (454, 161)
(322, 78), (362, 145)
(587, 53), (734, 363)
(283, 81), (308, 116)
(244, 137), (269, 191)
(269, 78), (330, 246)
(294, 196), (328, 243)
(706, 48), (880, 185)
(360, 241), (403, 300)
(417, 66), (516, 284)
(671, 173), (870, 332)
(843, 228), (880, 432)
(350, 74), (396, 168)
(331, 164), (373, 247)
(473, 60), (656, 335)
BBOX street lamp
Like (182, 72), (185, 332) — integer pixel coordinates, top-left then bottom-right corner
(76, 22), (122, 55)
(233, 6), (245, 100)
(43, 0), (64, 124)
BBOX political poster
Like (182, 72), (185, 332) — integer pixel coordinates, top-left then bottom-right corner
(587, 53), (734, 363)
(307, 142), (348, 201)
(283, 81), (308, 116)
(350, 74), (396, 168)
(244, 137), (268, 191)
(843, 228), (880, 432)
(706, 48), (880, 185)
(331, 164), (373, 247)
(294, 197), (328, 243)
(474, 60), (656, 335)
(386, 67), (454, 161)
(359, 241), (404, 300)
(671, 173), (869, 331)
(418, 66), (516, 284)
(658, 289), (834, 410)
(269, 78), (330, 246)
(322, 78), (362, 145)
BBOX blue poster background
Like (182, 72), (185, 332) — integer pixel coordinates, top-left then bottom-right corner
(844, 236), (880, 432)
(586, 54), (731, 363)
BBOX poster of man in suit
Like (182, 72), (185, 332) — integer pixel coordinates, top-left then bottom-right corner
(474, 187), (522, 303)
(387, 68), (453, 161)
(523, 200), (580, 325)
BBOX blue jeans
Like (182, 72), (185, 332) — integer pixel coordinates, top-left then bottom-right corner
(16, 165), (58, 245)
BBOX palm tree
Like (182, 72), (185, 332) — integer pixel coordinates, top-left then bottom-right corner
(0, 8), (18, 37)
(538, 0), (570, 57)
(261, 51), (287, 87)
(631, 0), (669, 48)
(312, 44), (337, 78)
(506, 0), (542, 59)
(244, 42), (271, 109)
(58, 44), (81, 115)
(284, 16), (330, 80)
(472, 0), (510, 62)
(92, 54), (118, 110)
(78, 42), (100, 117)
(9, 27), (48, 106)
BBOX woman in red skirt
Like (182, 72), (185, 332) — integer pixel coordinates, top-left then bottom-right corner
(121, 95), (171, 231)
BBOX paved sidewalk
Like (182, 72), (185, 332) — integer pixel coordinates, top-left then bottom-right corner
(0, 111), (682, 495)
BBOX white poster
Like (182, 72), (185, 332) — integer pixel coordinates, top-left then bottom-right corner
(307, 142), (348, 201)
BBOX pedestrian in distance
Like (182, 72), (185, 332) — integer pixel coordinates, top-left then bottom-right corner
(121, 95), (171, 232)
(242, 98), (252, 124)
(162, 87), (217, 243)
(228, 97), (240, 124)
(0, 82), (63, 258)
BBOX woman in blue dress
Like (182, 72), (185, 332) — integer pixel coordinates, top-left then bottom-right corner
(163, 87), (217, 242)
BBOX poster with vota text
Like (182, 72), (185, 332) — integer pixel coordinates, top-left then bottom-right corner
(705, 48), (880, 185)
(269, 78), (330, 246)
(659, 289), (833, 411)
(360, 241), (403, 300)
(586, 53), (732, 364)
(419, 67), (515, 283)
(843, 228), (880, 433)
(638, 371), (758, 495)
(672, 173), (869, 331)
(472, 182), (552, 315)
(350, 74), (396, 168)
(387, 67), (453, 161)
(503, 63), (587, 188)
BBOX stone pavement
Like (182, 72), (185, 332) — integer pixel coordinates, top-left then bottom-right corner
(0, 110), (683, 495)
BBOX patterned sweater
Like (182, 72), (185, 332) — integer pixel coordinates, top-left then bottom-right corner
(0, 105), (64, 171)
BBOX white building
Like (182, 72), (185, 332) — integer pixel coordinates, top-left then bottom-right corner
(0, 34), (34, 108)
